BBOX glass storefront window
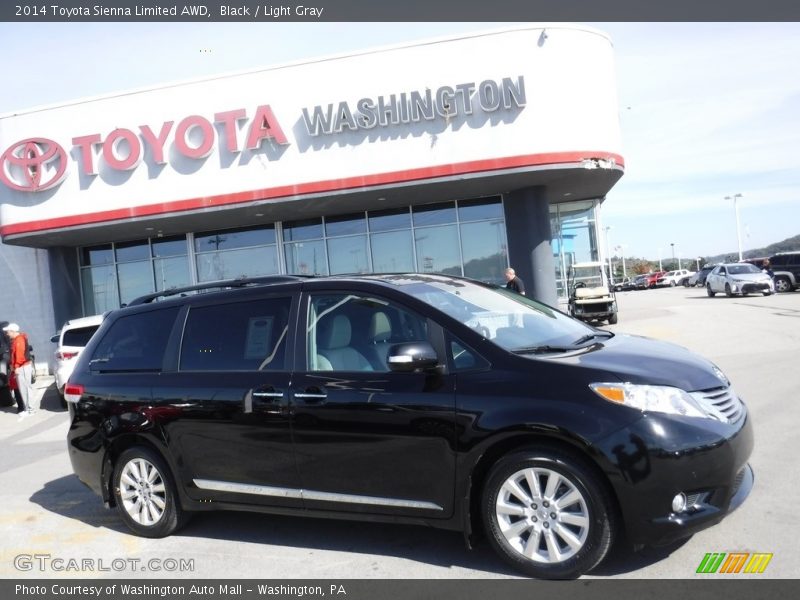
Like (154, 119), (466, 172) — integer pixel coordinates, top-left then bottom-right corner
(412, 202), (457, 227)
(458, 197), (503, 222)
(81, 265), (118, 314)
(154, 256), (191, 291)
(371, 230), (414, 273)
(325, 213), (366, 237)
(460, 220), (507, 285)
(81, 245), (113, 266)
(118, 261), (155, 305)
(196, 246), (279, 282)
(327, 235), (369, 274)
(285, 240), (328, 276)
(194, 225), (275, 252)
(115, 240), (150, 263)
(152, 236), (188, 258)
(415, 225), (461, 276)
(368, 208), (411, 232)
(283, 218), (323, 242)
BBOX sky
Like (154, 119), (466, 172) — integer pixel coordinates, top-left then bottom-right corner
(1, 21), (798, 263)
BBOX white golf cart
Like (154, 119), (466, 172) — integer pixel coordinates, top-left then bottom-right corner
(567, 261), (619, 325)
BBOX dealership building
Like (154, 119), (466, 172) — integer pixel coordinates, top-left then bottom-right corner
(0, 25), (623, 367)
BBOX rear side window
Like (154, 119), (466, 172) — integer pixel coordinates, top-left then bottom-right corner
(91, 307), (179, 371)
(180, 297), (292, 371)
(62, 326), (100, 347)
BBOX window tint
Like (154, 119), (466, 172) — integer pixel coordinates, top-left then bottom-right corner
(91, 308), (179, 371)
(180, 297), (291, 371)
(62, 326), (100, 348)
(448, 337), (488, 371)
(307, 294), (428, 372)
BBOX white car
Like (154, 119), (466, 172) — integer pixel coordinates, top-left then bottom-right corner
(53, 314), (104, 404)
(656, 269), (694, 287)
(706, 263), (774, 297)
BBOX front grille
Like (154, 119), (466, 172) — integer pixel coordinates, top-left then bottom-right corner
(741, 282), (769, 293)
(690, 386), (745, 424)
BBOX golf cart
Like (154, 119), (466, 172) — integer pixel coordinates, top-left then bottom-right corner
(567, 261), (619, 325)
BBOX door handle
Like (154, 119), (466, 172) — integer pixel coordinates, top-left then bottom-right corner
(294, 388), (327, 404)
(253, 391), (284, 399)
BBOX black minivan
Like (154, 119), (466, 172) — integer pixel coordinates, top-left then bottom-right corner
(66, 274), (753, 579)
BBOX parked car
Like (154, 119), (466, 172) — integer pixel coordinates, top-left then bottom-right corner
(656, 269), (694, 287)
(66, 274), (753, 579)
(688, 264), (717, 287)
(642, 271), (666, 289)
(52, 314), (104, 406)
(768, 251), (800, 293)
(613, 276), (635, 292)
(706, 263), (774, 297)
(632, 274), (649, 290)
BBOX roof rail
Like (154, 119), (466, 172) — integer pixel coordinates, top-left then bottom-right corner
(126, 275), (312, 306)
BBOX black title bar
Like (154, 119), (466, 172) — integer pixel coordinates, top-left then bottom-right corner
(2, 0), (800, 22)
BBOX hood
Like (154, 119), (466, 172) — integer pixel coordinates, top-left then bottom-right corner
(558, 334), (726, 392)
(729, 273), (770, 282)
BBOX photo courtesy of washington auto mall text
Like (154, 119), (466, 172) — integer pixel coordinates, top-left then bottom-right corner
(13, 583), (348, 598)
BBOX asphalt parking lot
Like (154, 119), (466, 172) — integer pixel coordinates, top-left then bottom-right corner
(1, 286), (798, 580)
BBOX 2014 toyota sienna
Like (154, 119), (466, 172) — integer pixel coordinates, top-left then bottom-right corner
(65, 274), (753, 579)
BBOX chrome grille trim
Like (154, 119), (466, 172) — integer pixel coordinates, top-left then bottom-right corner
(690, 386), (745, 424)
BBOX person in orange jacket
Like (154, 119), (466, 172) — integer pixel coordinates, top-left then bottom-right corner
(3, 323), (35, 418)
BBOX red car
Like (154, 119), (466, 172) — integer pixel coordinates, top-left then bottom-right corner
(643, 271), (667, 289)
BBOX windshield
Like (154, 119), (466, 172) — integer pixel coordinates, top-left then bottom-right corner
(398, 278), (597, 351)
(570, 266), (604, 287)
(728, 264), (761, 275)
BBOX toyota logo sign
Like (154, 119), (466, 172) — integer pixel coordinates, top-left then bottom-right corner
(0, 137), (68, 192)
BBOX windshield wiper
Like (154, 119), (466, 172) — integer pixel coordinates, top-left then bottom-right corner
(512, 345), (575, 355)
(572, 331), (614, 346)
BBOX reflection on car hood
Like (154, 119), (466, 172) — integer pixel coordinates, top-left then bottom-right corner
(564, 334), (725, 391)
(727, 273), (770, 281)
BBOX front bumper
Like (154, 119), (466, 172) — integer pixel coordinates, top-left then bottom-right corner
(595, 410), (754, 547)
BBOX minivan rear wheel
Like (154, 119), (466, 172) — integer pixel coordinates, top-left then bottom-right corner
(112, 447), (186, 538)
(481, 448), (616, 579)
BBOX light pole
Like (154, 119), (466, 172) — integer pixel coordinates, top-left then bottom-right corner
(696, 257), (702, 271)
(657, 248), (663, 272)
(615, 245), (628, 278)
(670, 243), (675, 269)
(725, 193), (744, 261)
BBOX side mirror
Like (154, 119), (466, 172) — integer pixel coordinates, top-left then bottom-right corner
(387, 342), (439, 373)
(50, 334), (60, 344)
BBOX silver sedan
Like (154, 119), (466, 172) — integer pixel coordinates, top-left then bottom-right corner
(706, 263), (774, 297)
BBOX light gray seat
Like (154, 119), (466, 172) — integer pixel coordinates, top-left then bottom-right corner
(316, 314), (372, 372)
(367, 311), (393, 370)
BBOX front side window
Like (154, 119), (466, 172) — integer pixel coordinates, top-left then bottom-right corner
(307, 293), (428, 372)
(384, 275), (594, 352)
(180, 297), (292, 371)
(91, 307), (179, 371)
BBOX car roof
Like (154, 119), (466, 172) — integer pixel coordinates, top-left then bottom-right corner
(125, 272), (490, 307)
(62, 314), (104, 330)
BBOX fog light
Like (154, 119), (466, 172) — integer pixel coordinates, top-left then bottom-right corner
(672, 492), (688, 513)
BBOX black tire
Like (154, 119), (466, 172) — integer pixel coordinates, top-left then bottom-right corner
(774, 277), (792, 293)
(112, 447), (188, 538)
(725, 283), (733, 298)
(58, 387), (67, 409)
(607, 313), (618, 325)
(763, 290), (772, 296)
(706, 283), (715, 297)
(481, 448), (616, 579)
(669, 281), (676, 287)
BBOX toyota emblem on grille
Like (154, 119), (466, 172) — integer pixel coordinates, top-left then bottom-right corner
(0, 137), (68, 192)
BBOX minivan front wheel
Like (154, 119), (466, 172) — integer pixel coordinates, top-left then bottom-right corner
(482, 449), (615, 579)
(113, 447), (186, 538)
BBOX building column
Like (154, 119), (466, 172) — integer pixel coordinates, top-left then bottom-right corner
(503, 187), (558, 307)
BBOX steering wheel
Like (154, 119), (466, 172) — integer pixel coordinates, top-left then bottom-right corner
(573, 282), (586, 288)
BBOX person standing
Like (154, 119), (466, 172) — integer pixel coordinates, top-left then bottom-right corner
(3, 323), (35, 418)
(504, 267), (526, 295)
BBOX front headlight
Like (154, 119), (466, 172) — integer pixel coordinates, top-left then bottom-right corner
(589, 383), (710, 419)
